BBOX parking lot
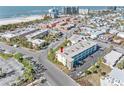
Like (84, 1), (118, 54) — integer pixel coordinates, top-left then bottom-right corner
(68, 46), (106, 79)
(0, 58), (24, 86)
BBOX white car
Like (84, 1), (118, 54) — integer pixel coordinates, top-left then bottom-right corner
(77, 71), (82, 76)
(77, 71), (84, 77)
(13, 45), (19, 48)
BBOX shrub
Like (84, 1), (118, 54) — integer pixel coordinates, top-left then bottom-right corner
(93, 70), (98, 74)
(101, 72), (106, 76)
(14, 53), (23, 60)
(85, 70), (92, 75)
(95, 65), (100, 69)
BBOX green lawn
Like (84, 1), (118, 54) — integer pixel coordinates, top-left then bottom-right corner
(14, 53), (34, 82)
(0, 52), (13, 60)
(82, 62), (112, 85)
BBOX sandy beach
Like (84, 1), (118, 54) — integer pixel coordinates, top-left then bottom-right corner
(0, 15), (43, 26)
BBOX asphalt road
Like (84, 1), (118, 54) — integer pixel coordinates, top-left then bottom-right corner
(39, 49), (79, 86)
(39, 34), (79, 86)
(0, 58), (24, 85)
(0, 39), (79, 86)
(1, 33), (124, 86)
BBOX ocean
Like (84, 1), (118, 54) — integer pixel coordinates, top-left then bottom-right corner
(0, 6), (107, 19)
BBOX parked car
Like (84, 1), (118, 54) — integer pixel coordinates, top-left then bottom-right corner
(77, 71), (83, 77)
(40, 77), (47, 83)
(13, 44), (19, 48)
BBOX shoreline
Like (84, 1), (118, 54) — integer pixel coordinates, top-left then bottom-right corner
(0, 15), (44, 26)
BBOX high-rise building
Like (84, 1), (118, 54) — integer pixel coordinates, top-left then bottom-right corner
(116, 7), (124, 13)
(62, 6), (79, 15)
(48, 7), (59, 18)
(107, 6), (117, 11)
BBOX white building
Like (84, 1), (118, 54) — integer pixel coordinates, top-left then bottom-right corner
(1, 33), (16, 41)
(109, 30), (119, 35)
(26, 29), (49, 39)
(79, 9), (89, 15)
(29, 39), (46, 47)
(98, 34), (114, 41)
(117, 32), (124, 39)
(56, 40), (98, 69)
(68, 34), (85, 45)
(90, 31), (105, 39)
(119, 25), (124, 31)
(104, 50), (123, 67)
(100, 68), (124, 86)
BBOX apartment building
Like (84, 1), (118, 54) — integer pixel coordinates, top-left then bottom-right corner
(56, 40), (98, 69)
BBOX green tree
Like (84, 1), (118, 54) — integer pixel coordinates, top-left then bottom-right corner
(97, 57), (103, 66)
(117, 62), (124, 70)
(14, 53), (23, 60)
(85, 70), (92, 75)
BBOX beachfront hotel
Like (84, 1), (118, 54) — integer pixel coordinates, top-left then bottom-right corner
(56, 40), (98, 70)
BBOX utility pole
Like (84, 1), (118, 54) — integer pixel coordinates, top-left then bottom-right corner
(0, 68), (2, 75)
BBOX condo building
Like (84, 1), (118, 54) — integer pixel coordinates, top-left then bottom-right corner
(25, 29), (49, 40)
(56, 40), (98, 70)
(62, 6), (79, 15)
(48, 7), (59, 18)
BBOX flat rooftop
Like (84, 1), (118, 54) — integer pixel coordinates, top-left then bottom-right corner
(1, 28), (37, 38)
(68, 34), (84, 43)
(0, 58), (24, 85)
(1, 33), (16, 38)
(117, 32), (124, 38)
(104, 50), (123, 66)
(101, 68), (124, 86)
(25, 29), (48, 39)
(57, 40), (97, 58)
(30, 39), (45, 45)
